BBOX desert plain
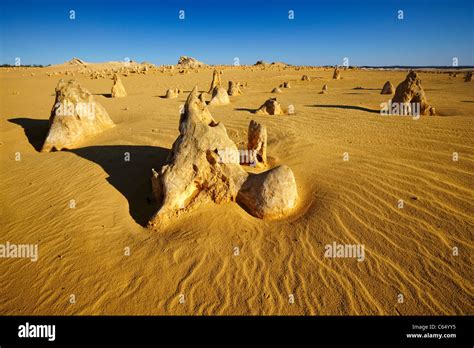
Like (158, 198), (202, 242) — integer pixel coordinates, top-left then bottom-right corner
(0, 60), (472, 315)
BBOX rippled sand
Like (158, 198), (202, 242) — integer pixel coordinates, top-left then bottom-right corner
(0, 65), (472, 314)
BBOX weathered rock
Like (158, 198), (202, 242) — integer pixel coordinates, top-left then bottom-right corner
(381, 81), (394, 95)
(247, 120), (267, 166)
(301, 75), (310, 81)
(237, 165), (298, 219)
(208, 69), (222, 93)
(227, 81), (242, 96)
(464, 72), (472, 82)
(320, 84), (328, 94)
(209, 86), (230, 106)
(177, 56), (204, 68)
(148, 88), (298, 229)
(66, 57), (87, 66)
(333, 67), (340, 80)
(111, 74), (127, 98)
(280, 82), (291, 88)
(392, 71), (436, 116)
(271, 87), (282, 93)
(198, 92), (208, 102)
(41, 79), (115, 152)
(165, 88), (180, 99)
(148, 87), (247, 230)
(255, 98), (283, 115)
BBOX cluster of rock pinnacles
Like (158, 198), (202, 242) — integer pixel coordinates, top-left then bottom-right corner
(41, 75), (299, 230)
(148, 87), (298, 230)
(40, 69), (437, 229)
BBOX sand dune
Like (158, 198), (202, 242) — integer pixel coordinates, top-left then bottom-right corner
(0, 64), (473, 315)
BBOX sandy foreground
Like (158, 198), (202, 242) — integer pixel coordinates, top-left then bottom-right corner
(0, 63), (473, 315)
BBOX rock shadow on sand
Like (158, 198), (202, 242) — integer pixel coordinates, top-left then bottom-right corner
(93, 93), (112, 98)
(67, 145), (170, 226)
(8, 118), (170, 226)
(8, 118), (49, 151)
(234, 107), (256, 113)
(309, 104), (380, 114)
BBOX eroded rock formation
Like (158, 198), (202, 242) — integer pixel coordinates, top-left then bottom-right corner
(237, 165), (298, 219)
(165, 88), (180, 99)
(392, 71), (436, 116)
(227, 81), (242, 96)
(147, 88), (298, 230)
(111, 74), (127, 98)
(208, 69), (222, 93)
(381, 81), (394, 95)
(177, 56), (205, 68)
(209, 86), (230, 106)
(247, 120), (267, 166)
(41, 79), (115, 152)
(255, 98), (283, 115)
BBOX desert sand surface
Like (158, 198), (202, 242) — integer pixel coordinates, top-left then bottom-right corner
(0, 62), (473, 315)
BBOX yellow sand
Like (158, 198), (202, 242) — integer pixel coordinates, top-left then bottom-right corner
(0, 65), (473, 315)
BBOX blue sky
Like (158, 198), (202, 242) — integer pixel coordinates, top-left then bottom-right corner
(0, 0), (473, 66)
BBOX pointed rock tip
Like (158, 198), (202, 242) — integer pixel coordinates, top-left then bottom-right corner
(186, 86), (199, 104)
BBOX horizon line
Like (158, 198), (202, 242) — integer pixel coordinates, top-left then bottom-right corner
(2, 63), (473, 69)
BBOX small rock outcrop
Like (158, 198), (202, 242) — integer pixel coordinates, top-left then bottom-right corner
(381, 81), (394, 95)
(177, 56), (204, 68)
(41, 79), (115, 152)
(237, 165), (298, 219)
(209, 86), (230, 106)
(247, 120), (267, 166)
(147, 88), (298, 230)
(255, 98), (283, 115)
(165, 88), (180, 99)
(333, 67), (341, 80)
(208, 69), (222, 93)
(227, 81), (242, 96)
(392, 71), (436, 116)
(301, 75), (310, 81)
(111, 74), (127, 98)
(66, 57), (87, 66)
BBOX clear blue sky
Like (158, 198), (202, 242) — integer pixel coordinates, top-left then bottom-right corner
(0, 0), (473, 66)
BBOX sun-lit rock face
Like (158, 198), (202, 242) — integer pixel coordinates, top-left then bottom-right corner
(392, 71), (436, 116)
(165, 88), (180, 99)
(177, 56), (205, 68)
(247, 120), (267, 166)
(227, 81), (242, 96)
(41, 79), (115, 152)
(148, 87), (248, 230)
(209, 86), (230, 106)
(111, 74), (127, 98)
(148, 88), (298, 230)
(237, 165), (298, 219)
(208, 69), (222, 93)
(255, 98), (284, 115)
